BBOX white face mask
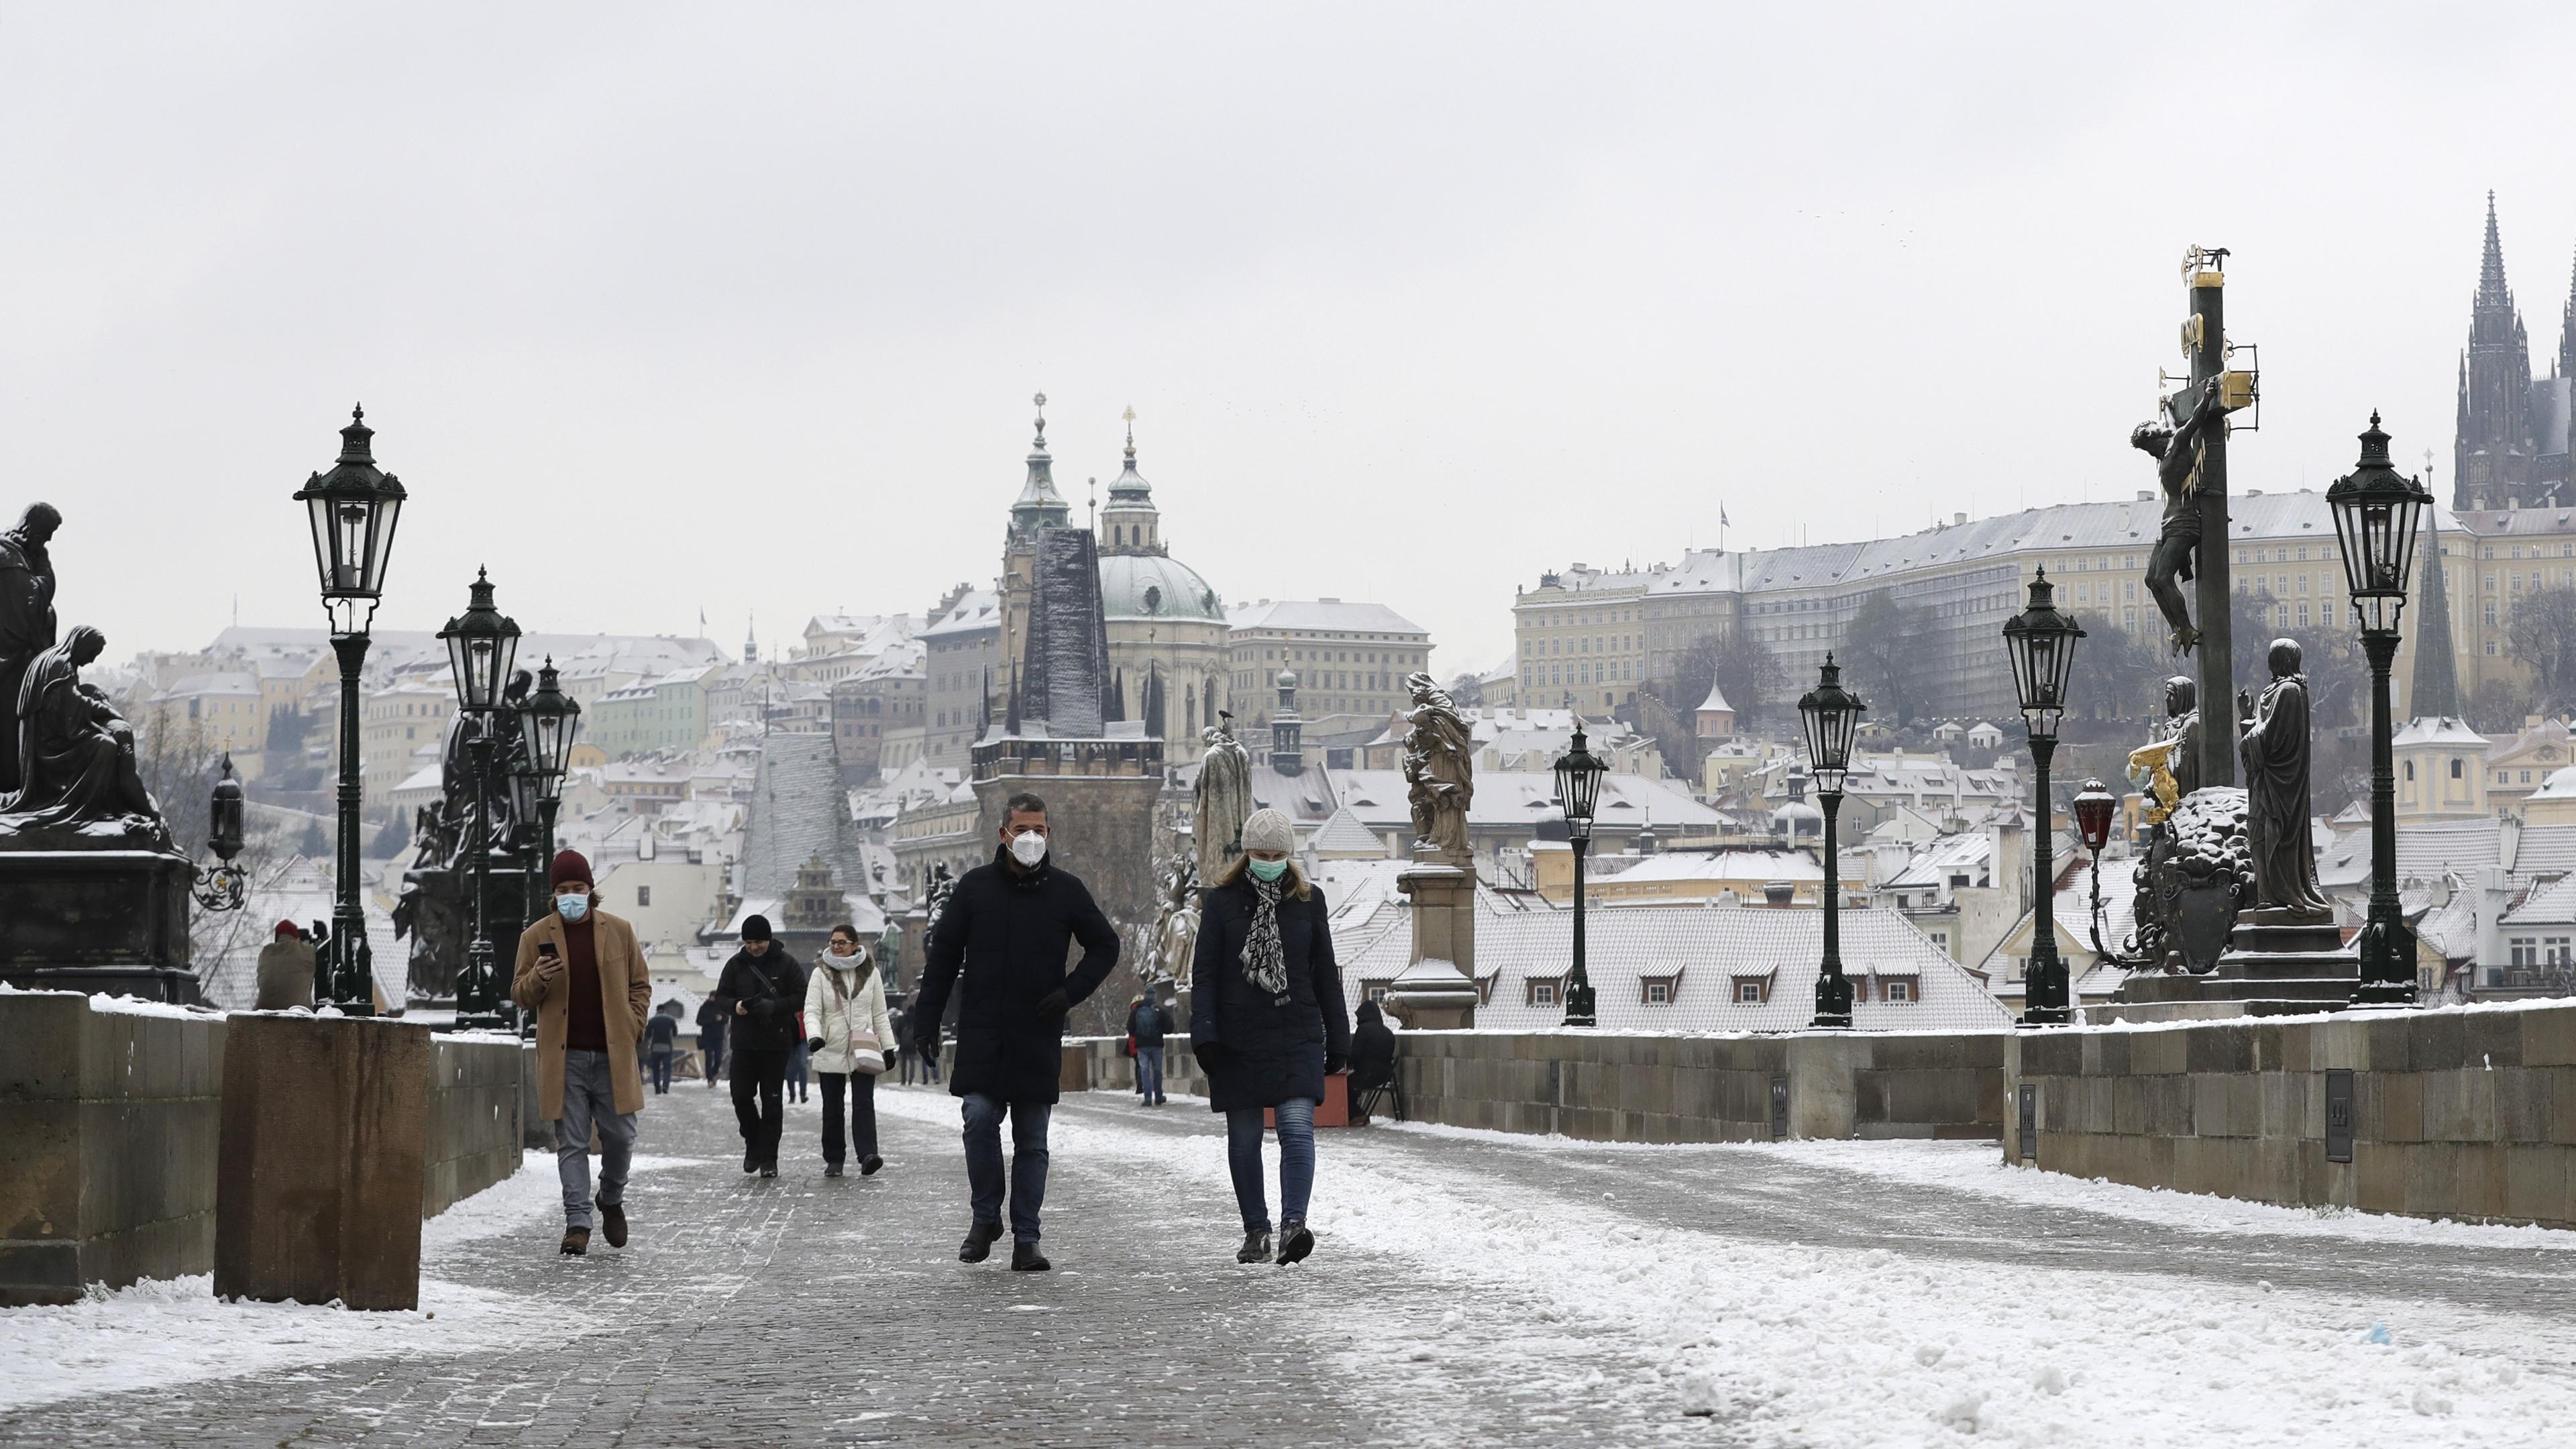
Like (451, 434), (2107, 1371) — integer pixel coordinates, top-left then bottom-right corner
(1009, 829), (1049, 867)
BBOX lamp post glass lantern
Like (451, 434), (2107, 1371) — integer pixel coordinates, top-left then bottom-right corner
(515, 656), (581, 922)
(1797, 655), (1865, 1028)
(292, 406), (407, 1010)
(2072, 778), (2117, 958)
(2327, 412), (2431, 1006)
(2004, 568), (2084, 1026)
(1552, 720), (1609, 1027)
(191, 753), (249, 913)
(439, 570), (521, 1029)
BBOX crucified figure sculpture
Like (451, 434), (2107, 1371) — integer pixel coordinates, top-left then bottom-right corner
(2129, 376), (2226, 657)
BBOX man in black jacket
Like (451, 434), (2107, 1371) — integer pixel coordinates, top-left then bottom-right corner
(911, 792), (1119, 1271)
(708, 916), (806, 1177)
(1126, 994), (1175, 1106)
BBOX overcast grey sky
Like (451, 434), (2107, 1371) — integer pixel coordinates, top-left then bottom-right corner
(7, 4), (2576, 675)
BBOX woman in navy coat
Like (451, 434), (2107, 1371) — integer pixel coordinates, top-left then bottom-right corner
(1191, 808), (1351, 1266)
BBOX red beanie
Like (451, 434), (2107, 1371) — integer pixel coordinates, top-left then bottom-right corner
(549, 849), (593, 887)
(274, 919), (301, 938)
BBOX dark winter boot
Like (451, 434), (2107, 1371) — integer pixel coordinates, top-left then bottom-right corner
(559, 1226), (590, 1256)
(596, 1198), (627, 1249)
(1276, 1220), (1315, 1265)
(742, 1142), (759, 1174)
(861, 1154), (883, 1176)
(1237, 1231), (1274, 1264)
(824, 1163), (843, 1178)
(759, 1156), (778, 1179)
(959, 1220), (1004, 1263)
(1010, 1240), (1051, 1273)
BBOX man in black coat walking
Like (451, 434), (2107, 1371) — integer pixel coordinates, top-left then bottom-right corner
(910, 792), (1119, 1271)
(708, 916), (806, 1177)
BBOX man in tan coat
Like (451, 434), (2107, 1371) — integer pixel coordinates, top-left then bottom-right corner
(253, 921), (315, 1010)
(511, 849), (651, 1256)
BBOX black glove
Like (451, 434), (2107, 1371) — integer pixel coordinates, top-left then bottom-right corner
(751, 998), (778, 1019)
(1193, 1040), (1227, 1068)
(1325, 1053), (1348, 1075)
(1034, 989), (1069, 1024)
(807, 1036), (826, 1055)
(911, 1035), (937, 1061)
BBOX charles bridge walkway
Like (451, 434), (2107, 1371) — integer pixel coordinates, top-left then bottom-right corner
(6, 1082), (2573, 1448)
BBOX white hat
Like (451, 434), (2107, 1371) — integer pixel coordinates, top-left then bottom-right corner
(1240, 808), (1295, 855)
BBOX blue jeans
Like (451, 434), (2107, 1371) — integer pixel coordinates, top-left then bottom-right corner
(961, 1093), (1051, 1242)
(647, 1048), (674, 1093)
(1225, 1098), (1316, 1233)
(1136, 1046), (1164, 1100)
(556, 1049), (637, 1229)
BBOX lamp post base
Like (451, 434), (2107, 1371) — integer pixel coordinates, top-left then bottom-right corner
(1560, 979), (1597, 1028)
(1810, 971), (1853, 1029)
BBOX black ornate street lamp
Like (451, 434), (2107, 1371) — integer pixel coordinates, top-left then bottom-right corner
(1799, 655), (1865, 1028)
(439, 570), (520, 1030)
(2004, 568), (2083, 1026)
(515, 655), (581, 925)
(292, 406), (407, 1010)
(2072, 778), (2118, 958)
(1552, 719), (1609, 1028)
(190, 753), (249, 913)
(2328, 411), (2432, 1007)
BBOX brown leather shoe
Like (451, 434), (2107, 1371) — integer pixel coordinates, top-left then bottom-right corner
(596, 1198), (627, 1248)
(559, 1226), (590, 1256)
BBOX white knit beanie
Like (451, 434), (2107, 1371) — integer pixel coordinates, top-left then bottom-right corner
(1240, 808), (1295, 855)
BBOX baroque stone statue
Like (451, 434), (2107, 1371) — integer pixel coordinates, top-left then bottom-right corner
(2237, 637), (2330, 919)
(2125, 676), (2206, 970)
(1191, 713), (1253, 883)
(2129, 378), (2226, 656)
(0, 502), (62, 795)
(1401, 672), (1473, 859)
(0, 624), (171, 849)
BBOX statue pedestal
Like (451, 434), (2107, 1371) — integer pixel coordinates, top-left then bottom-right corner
(0, 849), (197, 1003)
(2107, 909), (2359, 1020)
(215, 1012), (431, 1311)
(1393, 848), (1479, 1028)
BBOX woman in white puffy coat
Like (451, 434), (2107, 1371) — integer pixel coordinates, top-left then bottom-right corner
(802, 924), (896, 1177)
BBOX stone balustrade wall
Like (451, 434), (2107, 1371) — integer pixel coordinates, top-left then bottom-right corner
(2004, 1002), (2576, 1228)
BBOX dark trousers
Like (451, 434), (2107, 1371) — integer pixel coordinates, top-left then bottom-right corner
(818, 1071), (879, 1165)
(731, 1047), (788, 1160)
(647, 1047), (674, 1093)
(702, 1034), (727, 1087)
(961, 1093), (1051, 1242)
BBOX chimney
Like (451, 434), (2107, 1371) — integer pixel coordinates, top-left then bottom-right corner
(1763, 881), (1795, 908)
(1954, 512), (1968, 526)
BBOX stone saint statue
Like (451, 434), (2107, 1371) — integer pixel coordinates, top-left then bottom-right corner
(0, 502), (62, 795)
(2236, 638), (2330, 918)
(1192, 714), (1253, 883)
(2129, 378), (2226, 656)
(1401, 672), (1474, 859)
(0, 624), (169, 847)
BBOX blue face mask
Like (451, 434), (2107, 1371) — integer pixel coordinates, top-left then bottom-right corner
(556, 893), (590, 922)
(1247, 857), (1288, 883)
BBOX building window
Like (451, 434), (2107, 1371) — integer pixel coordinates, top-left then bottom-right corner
(2451, 758), (2463, 780)
(1733, 979), (1766, 1004)
(1527, 979), (1559, 1006)
(1884, 978), (1916, 1003)
(1645, 981), (1672, 1005)
(637, 885), (652, 907)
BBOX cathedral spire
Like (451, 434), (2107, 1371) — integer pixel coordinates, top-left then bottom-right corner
(2407, 511), (2463, 722)
(2478, 190), (2510, 308)
(1010, 390), (1071, 539)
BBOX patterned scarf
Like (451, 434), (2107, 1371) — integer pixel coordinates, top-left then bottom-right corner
(1240, 875), (1290, 999)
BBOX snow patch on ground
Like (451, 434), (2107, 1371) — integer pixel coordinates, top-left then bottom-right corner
(0, 1151), (708, 1413)
(875, 1094), (2576, 1446)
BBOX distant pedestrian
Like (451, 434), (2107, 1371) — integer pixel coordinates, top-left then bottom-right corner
(805, 923), (895, 1177)
(911, 792), (1119, 1271)
(786, 1038), (811, 1104)
(695, 996), (729, 1087)
(1126, 991), (1175, 1106)
(510, 850), (651, 1256)
(1190, 808), (1350, 1267)
(708, 915), (806, 1178)
(254, 920), (315, 1011)
(1348, 1000), (1401, 1122)
(645, 1002), (681, 1094)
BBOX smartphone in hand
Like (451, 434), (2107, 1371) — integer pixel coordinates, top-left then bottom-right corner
(537, 942), (563, 973)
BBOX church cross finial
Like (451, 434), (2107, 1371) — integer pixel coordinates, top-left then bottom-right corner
(1032, 392), (1048, 451)
(1123, 405), (1136, 459)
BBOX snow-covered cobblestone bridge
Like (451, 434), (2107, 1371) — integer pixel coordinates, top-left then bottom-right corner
(4, 1082), (2571, 1448)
